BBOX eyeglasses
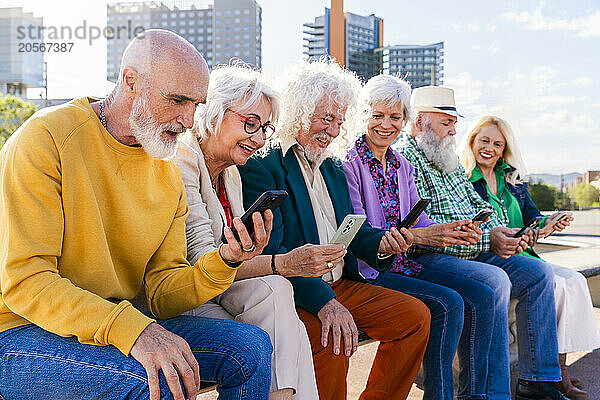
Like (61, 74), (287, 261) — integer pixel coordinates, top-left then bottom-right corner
(227, 108), (275, 139)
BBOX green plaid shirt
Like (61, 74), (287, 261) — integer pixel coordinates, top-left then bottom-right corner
(398, 135), (501, 259)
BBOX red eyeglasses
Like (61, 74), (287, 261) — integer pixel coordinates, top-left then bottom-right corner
(227, 108), (275, 139)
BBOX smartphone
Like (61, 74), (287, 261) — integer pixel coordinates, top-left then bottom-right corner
(511, 217), (542, 238)
(397, 198), (431, 229)
(472, 209), (494, 223)
(329, 214), (366, 248)
(546, 212), (570, 235)
(223, 190), (288, 244)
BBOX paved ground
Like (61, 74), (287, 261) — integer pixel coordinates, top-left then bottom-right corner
(199, 210), (600, 399)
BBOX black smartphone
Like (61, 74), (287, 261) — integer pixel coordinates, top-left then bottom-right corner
(472, 209), (494, 223)
(222, 190), (288, 244)
(512, 217), (542, 238)
(397, 198), (431, 229)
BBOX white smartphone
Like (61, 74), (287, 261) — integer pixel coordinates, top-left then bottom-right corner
(329, 214), (366, 248)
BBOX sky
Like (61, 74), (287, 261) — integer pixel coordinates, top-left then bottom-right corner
(2, 0), (599, 175)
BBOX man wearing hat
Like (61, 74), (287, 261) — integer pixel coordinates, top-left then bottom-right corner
(399, 85), (567, 400)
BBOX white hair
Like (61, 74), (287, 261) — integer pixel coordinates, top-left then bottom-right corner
(357, 74), (413, 131)
(272, 59), (362, 160)
(192, 62), (280, 141)
(460, 115), (527, 185)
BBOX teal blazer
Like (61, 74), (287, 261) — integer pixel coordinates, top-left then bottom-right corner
(238, 147), (390, 316)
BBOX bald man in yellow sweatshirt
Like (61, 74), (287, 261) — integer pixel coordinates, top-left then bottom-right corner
(0, 30), (273, 400)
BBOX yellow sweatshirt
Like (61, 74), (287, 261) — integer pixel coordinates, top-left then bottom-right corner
(0, 97), (238, 355)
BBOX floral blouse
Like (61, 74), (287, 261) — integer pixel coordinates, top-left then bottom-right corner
(355, 136), (422, 276)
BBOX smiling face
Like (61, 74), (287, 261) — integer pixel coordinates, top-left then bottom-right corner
(471, 124), (506, 170)
(365, 101), (405, 152)
(296, 96), (347, 163)
(209, 95), (272, 166)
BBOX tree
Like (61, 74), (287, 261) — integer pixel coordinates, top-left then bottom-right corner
(571, 183), (600, 208)
(528, 181), (558, 211)
(0, 93), (38, 150)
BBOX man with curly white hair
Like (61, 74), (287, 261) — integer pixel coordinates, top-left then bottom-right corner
(238, 60), (431, 400)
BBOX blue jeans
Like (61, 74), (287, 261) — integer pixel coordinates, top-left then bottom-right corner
(370, 272), (465, 400)
(415, 252), (561, 400)
(0, 316), (272, 400)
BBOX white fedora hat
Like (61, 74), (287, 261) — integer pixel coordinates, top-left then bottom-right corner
(411, 86), (463, 118)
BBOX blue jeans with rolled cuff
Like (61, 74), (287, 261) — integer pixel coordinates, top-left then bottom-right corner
(0, 315), (272, 400)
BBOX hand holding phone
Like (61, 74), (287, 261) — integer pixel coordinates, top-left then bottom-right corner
(398, 198), (431, 229)
(472, 209), (493, 224)
(330, 214), (366, 247)
(222, 190), (287, 244)
(511, 217), (542, 238)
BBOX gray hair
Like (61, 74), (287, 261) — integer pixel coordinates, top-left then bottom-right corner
(359, 74), (412, 124)
(272, 59), (362, 160)
(192, 63), (280, 141)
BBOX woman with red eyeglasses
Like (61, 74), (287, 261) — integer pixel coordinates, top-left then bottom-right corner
(172, 64), (341, 400)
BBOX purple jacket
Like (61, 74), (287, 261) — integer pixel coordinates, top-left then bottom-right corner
(342, 145), (435, 279)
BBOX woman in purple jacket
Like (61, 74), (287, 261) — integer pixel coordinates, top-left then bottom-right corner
(342, 75), (505, 400)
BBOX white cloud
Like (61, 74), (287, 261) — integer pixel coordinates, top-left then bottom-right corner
(445, 72), (483, 105)
(572, 76), (593, 86)
(593, 103), (600, 108)
(472, 45), (482, 51)
(468, 21), (481, 32)
(486, 23), (498, 32)
(489, 41), (500, 54)
(531, 65), (557, 90)
(501, 2), (600, 37)
(525, 95), (577, 112)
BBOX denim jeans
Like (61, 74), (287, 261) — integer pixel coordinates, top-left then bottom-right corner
(0, 315), (272, 400)
(415, 252), (561, 400)
(370, 272), (464, 400)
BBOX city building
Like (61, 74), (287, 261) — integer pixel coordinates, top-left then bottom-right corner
(0, 7), (44, 98)
(303, 0), (383, 81)
(107, 0), (261, 82)
(379, 42), (444, 88)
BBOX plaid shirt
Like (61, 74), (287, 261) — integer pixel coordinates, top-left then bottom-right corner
(398, 135), (501, 259)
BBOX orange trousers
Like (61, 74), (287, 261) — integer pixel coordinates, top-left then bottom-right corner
(297, 279), (430, 400)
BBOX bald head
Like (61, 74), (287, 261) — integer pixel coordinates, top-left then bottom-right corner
(119, 29), (208, 87)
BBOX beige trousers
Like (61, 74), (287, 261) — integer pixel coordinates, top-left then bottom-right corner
(552, 264), (600, 353)
(185, 275), (318, 399)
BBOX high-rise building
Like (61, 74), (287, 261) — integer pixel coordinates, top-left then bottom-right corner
(303, 0), (383, 81)
(303, 1), (444, 87)
(380, 42), (444, 88)
(0, 7), (44, 98)
(107, 0), (261, 82)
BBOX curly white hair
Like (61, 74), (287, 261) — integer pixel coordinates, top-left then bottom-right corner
(271, 59), (362, 161)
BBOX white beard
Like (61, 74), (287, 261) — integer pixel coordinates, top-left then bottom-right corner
(303, 132), (330, 165)
(415, 126), (459, 174)
(128, 94), (184, 160)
